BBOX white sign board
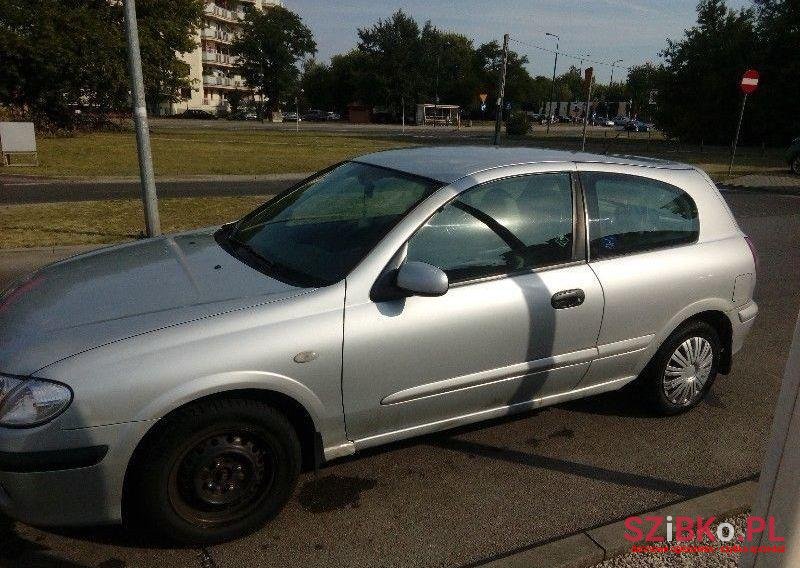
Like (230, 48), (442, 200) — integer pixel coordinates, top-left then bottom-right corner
(0, 122), (36, 153)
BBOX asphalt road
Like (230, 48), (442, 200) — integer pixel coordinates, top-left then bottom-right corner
(0, 177), (299, 204)
(0, 189), (798, 568)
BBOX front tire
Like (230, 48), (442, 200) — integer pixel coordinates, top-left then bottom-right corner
(128, 398), (300, 545)
(641, 321), (721, 415)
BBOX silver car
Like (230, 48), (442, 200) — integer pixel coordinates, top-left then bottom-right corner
(0, 147), (757, 543)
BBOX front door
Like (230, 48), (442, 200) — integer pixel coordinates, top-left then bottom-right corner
(342, 171), (604, 445)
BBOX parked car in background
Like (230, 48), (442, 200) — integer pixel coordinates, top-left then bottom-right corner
(593, 116), (615, 127)
(229, 109), (259, 121)
(283, 111), (301, 122)
(174, 109), (217, 120)
(302, 109), (327, 122)
(0, 146), (757, 545)
(625, 120), (650, 132)
(787, 137), (800, 174)
(557, 115), (573, 123)
(526, 113), (552, 125)
(613, 116), (631, 126)
(326, 111), (342, 121)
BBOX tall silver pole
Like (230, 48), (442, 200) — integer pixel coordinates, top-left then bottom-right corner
(728, 93), (748, 176)
(123, 0), (161, 237)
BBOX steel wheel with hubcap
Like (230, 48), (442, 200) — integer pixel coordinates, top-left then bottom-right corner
(642, 320), (721, 414)
(663, 336), (714, 406)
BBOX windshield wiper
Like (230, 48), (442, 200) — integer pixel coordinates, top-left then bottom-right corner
(221, 234), (326, 288)
(226, 236), (275, 269)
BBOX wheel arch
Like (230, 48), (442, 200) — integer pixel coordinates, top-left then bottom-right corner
(654, 307), (734, 375)
(121, 387), (322, 523)
(681, 310), (734, 374)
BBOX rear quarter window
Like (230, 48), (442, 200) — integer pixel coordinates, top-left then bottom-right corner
(580, 172), (699, 260)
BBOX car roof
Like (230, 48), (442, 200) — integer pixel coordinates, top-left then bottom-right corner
(353, 146), (693, 183)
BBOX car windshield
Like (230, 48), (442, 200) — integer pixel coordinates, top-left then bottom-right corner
(220, 161), (441, 287)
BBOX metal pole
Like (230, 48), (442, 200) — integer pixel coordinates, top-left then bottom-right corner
(545, 33), (559, 135)
(581, 75), (593, 152)
(728, 93), (748, 176)
(493, 33), (509, 146)
(296, 96), (299, 132)
(610, 64), (615, 86)
(435, 50), (440, 128)
(741, 309), (800, 568)
(122, 0), (161, 237)
(401, 96), (405, 133)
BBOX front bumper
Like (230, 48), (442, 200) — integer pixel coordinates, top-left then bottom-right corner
(0, 419), (152, 527)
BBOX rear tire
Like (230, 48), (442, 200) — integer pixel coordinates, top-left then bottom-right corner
(128, 398), (300, 545)
(641, 321), (721, 415)
(791, 155), (800, 175)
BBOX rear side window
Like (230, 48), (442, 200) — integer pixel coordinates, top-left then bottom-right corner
(406, 172), (574, 282)
(581, 172), (699, 260)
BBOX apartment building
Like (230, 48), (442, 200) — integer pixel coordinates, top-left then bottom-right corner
(166, 0), (283, 115)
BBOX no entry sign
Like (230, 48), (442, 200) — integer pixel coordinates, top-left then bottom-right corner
(740, 69), (759, 94)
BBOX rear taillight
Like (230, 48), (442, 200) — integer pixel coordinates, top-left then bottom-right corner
(744, 235), (759, 271)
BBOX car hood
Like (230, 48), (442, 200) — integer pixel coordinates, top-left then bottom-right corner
(0, 229), (309, 375)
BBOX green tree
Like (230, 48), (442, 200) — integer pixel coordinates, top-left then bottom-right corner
(418, 26), (480, 111)
(301, 59), (333, 111)
(356, 10), (424, 116)
(135, 0), (204, 113)
(656, 0), (757, 143)
(751, 0), (800, 144)
(0, 0), (202, 128)
(474, 40), (534, 115)
(624, 62), (664, 122)
(233, 5), (316, 115)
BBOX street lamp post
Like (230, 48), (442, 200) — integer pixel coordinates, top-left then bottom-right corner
(610, 59), (623, 85)
(434, 39), (449, 128)
(545, 32), (559, 135)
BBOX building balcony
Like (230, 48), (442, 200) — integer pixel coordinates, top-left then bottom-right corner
(201, 28), (235, 44)
(202, 51), (238, 67)
(204, 4), (240, 23)
(203, 75), (250, 90)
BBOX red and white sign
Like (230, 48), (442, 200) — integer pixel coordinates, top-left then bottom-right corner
(740, 69), (759, 94)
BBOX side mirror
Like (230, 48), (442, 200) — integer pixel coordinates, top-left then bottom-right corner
(396, 261), (449, 297)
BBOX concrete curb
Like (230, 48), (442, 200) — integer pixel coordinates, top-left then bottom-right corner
(0, 244), (104, 255)
(479, 479), (757, 567)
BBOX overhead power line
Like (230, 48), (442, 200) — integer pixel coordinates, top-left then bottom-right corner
(508, 36), (633, 72)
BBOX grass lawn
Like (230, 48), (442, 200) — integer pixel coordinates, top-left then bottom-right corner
(0, 195), (268, 248)
(9, 128), (413, 178)
(1, 124), (787, 181)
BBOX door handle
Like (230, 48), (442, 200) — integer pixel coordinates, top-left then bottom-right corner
(551, 288), (585, 309)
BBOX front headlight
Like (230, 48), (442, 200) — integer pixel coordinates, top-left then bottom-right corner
(0, 375), (72, 427)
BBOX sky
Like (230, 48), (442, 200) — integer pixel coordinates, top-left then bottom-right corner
(288, 0), (752, 83)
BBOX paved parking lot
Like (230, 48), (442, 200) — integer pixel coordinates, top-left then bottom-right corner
(0, 189), (798, 568)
